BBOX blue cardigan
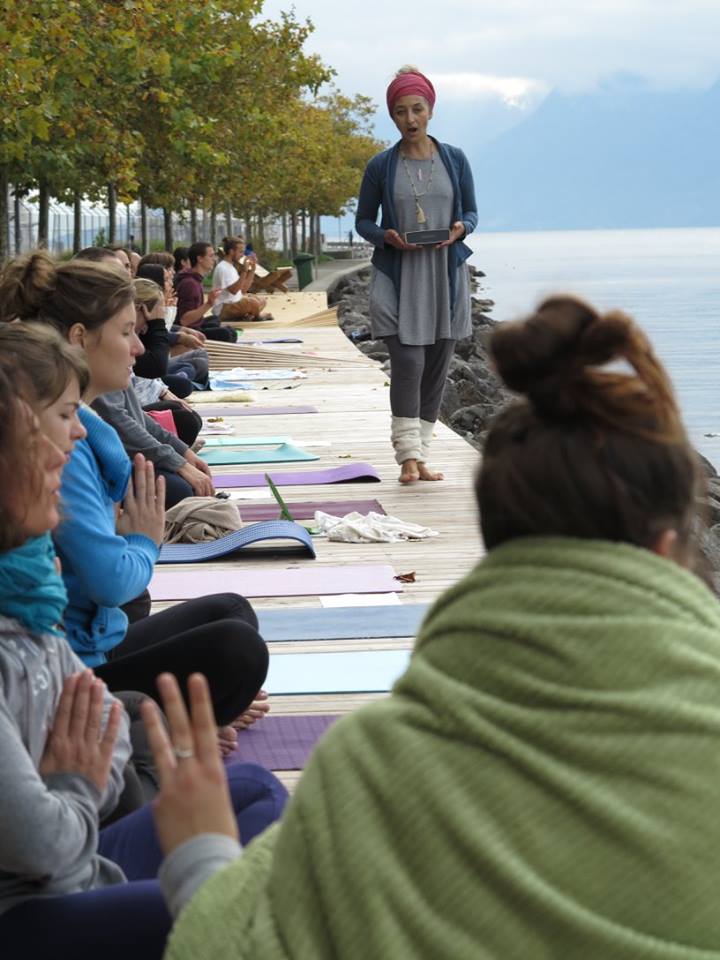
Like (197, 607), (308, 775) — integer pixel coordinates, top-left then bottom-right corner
(53, 407), (159, 666)
(355, 139), (478, 310)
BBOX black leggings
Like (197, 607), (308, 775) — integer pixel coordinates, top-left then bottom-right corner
(95, 593), (268, 725)
(384, 336), (456, 421)
(143, 401), (202, 446)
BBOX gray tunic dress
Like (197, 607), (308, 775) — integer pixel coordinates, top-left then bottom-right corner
(369, 153), (471, 346)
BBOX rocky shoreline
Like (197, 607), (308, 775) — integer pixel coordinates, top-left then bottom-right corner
(328, 265), (720, 594)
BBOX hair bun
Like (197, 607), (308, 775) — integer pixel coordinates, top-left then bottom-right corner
(0, 250), (57, 322)
(490, 296), (635, 419)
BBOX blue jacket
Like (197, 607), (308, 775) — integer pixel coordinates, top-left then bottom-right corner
(53, 407), (159, 667)
(355, 139), (478, 311)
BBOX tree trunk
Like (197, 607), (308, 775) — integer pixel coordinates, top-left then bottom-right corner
(200, 203), (208, 241)
(300, 209), (307, 251)
(0, 166), (9, 265)
(189, 205), (197, 244)
(14, 185), (21, 254)
(225, 202), (233, 236)
(209, 204), (217, 246)
(107, 183), (117, 243)
(256, 214), (265, 248)
(125, 203), (132, 247)
(163, 207), (174, 251)
(281, 213), (288, 258)
(37, 179), (50, 248)
(73, 192), (82, 253)
(140, 197), (148, 253)
(290, 211), (298, 258)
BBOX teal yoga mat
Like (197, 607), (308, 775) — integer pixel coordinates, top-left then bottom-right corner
(257, 604), (429, 642)
(200, 442), (319, 466)
(203, 435), (289, 447)
(266, 649), (411, 695)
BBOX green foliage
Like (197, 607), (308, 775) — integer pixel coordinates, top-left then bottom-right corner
(0, 0), (382, 257)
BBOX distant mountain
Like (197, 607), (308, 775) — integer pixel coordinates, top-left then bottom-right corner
(470, 78), (720, 231)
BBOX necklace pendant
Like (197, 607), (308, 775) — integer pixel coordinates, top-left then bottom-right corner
(416, 203), (427, 225)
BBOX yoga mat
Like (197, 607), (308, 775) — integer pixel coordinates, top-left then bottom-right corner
(226, 715), (338, 770)
(199, 405), (318, 417)
(157, 521), (315, 564)
(204, 435), (290, 447)
(214, 463), (381, 488)
(200, 442), (319, 466)
(257, 603), (429, 642)
(149, 563), (400, 601)
(238, 498), (386, 522)
(266, 649), (411, 695)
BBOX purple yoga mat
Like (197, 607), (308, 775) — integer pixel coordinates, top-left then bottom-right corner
(149, 563), (400, 600)
(214, 463), (381, 488)
(237, 498), (385, 521)
(199, 405), (318, 417)
(226, 715), (339, 770)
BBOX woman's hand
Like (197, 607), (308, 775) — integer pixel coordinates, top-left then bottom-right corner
(178, 461), (214, 497)
(148, 298), (167, 321)
(141, 673), (238, 856)
(185, 449), (214, 481)
(383, 228), (421, 251)
(176, 329), (205, 349)
(162, 390), (194, 412)
(40, 670), (122, 794)
(117, 453), (166, 545)
(436, 221), (466, 249)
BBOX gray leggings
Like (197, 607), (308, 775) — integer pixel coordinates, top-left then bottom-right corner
(384, 336), (456, 420)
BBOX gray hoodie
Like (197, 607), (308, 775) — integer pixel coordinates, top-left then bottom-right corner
(92, 384), (188, 472)
(0, 616), (131, 916)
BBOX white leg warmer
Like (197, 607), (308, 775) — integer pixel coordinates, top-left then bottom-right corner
(391, 416), (422, 465)
(419, 419), (435, 462)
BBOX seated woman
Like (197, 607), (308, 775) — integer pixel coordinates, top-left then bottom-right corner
(0, 256), (269, 748)
(0, 334), (286, 960)
(147, 296), (720, 960)
(132, 279), (202, 448)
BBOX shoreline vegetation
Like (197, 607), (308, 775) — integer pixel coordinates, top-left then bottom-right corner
(329, 266), (720, 594)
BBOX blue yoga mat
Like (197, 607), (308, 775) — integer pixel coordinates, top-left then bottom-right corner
(266, 649), (411, 695)
(200, 442), (319, 466)
(157, 520), (315, 563)
(257, 604), (429, 642)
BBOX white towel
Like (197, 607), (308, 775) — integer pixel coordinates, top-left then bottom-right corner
(314, 511), (439, 544)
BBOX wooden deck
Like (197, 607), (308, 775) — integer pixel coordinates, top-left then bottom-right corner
(172, 291), (485, 789)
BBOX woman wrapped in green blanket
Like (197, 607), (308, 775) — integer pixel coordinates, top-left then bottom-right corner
(146, 294), (720, 960)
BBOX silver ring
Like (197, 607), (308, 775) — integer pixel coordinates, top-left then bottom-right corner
(173, 746), (195, 760)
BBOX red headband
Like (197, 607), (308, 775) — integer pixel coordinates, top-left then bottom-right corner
(386, 72), (436, 115)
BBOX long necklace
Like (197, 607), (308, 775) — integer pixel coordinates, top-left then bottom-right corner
(400, 146), (435, 225)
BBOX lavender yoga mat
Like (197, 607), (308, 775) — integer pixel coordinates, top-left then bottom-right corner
(238, 499), (386, 522)
(149, 563), (400, 601)
(226, 715), (338, 770)
(214, 463), (381, 488)
(198, 405), (318, 417)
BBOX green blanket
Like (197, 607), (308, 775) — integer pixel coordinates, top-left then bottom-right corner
(167, 537), (720, 959)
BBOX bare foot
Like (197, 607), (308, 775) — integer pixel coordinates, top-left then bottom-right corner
(232, 689), (271, 730)
(399, 458), (420, 484)
(218, 724), (238, 758)
(417, 461), (445, 481)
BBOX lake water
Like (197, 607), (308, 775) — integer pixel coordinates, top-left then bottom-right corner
(467, 227), (720, 465)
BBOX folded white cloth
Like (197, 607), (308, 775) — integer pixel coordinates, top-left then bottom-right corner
(314, 511), (439, 544)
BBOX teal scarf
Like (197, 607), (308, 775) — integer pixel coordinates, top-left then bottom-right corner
(0, 533), (68, 636)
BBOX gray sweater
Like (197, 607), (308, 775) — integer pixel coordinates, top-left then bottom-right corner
(0, 616), (131, 916)
(92, 385), (188, 472)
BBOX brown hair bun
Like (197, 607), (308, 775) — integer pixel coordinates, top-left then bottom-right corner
(0, 250), (58, 322)
(490, 294), (677, 433)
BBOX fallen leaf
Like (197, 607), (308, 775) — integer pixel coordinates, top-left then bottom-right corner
(395, 571), (416, 583)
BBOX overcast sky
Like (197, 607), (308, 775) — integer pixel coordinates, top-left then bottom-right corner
(261, 0), (720, 126)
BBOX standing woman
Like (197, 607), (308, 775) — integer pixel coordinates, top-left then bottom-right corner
(356, 65), (477, 483)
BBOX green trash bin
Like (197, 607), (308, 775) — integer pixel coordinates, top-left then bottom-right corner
(293, 252), (315, 291)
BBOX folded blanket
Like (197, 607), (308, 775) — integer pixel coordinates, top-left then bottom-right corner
(166, 537), (720, 960)
(164, 497), (242, 544)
